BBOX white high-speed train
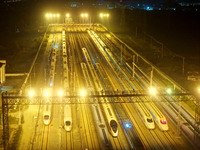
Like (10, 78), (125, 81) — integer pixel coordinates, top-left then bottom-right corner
(43, 104), (52, 125)
(63, 105), (72, 131)
(62, 30), (65, 36)
(134, 102), (155, 130)
(101, 103), (118, 137)
(146, 102), (169, 131)
(52, 47), (56, 54)
(62, 40), (67, 57)
(91, 103), (112, 148)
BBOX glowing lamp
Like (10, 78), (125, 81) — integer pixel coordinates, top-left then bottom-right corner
(167, 88), (172, 94)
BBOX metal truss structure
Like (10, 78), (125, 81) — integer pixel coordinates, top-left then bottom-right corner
(1, 92), (200, 150)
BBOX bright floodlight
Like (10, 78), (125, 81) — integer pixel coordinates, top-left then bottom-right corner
(57, 14), (60, 17)
(66, 13), (70, 17)
(100, 13), (103, 17)
(167, 88), (172, 94)
(80, 90), (86, 97)
(58, 90), (63, 96)
(44, 90), (50, 97)
(49, 14), (52, 17)
(198, 87), (200, 94)
(81, 13), (84, 17)
(29, 90), (35, 97)
(149, 87), (157, 95)
(46, 14), (49, 18)
(85, 13), (88, 17)
(107, 13), (109, 17)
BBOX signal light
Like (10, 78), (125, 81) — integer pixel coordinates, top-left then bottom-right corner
(160, 119), (166, 124)
(125, 123), (132, 128)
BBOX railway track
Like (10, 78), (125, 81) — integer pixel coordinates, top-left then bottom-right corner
(40, 125), (50, 150)
(26, 25), (196, 150)
(66, 132), (73, 150)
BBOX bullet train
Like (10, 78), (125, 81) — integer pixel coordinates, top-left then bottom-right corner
(81, 62), (112, 149)
(49, 47), (57, 87)
(62, 30), (65, 35)
(146, 102), (169, 131)
(63, 105), (72, 131)
(62, 35), (67, 57)
(52, 47), (56, 54)
(134, 102), (155, 130)
(43, 104), (52, 125)
(63, 42), (66, 48)
(63, 48), (67, 56)
(62, 31), (65, 41)
(91, 103), (112, 148)
(102, 103), (118, 137)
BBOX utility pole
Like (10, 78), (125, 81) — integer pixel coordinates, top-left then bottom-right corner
(124, 45), (126, 57)
(177, 96), (181, 136)
(150, 67), (153, 87)
(182, 57), (185, 74)
(44, 68), (46, 85)
(120, 44), (123, 64)
(30, 74), (31, 89)
(74, 72), (76, 95)
(33, 64), (35, 79)
(90, 16), (91, 29)
(18, 105), (21, 125)
(132, 55), (135, 79)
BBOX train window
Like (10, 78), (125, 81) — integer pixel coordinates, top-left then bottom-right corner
(44, 115), (49, 120)
(110, 120), (117, 128)
(99, 124), (105, 128)
(147, 118), (153, 123)
(65, 121), (71, 126)
(160, 119), (166, 124)
(110, 120), (118, 132)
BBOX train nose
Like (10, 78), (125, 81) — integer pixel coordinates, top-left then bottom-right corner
(44, 120), (50, 125)
(110, 120), (118, 136)
(148, 123), (155, 129)
(162, 125), (169, 131)
(65, 126), (72, 131)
